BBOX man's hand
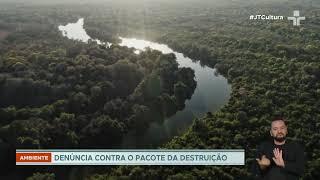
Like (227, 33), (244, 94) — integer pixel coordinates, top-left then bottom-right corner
(272, 148), (285, 167)
(256, 155), (271, 170)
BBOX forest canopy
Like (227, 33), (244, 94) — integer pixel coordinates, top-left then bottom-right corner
(0, 0), (319, 179)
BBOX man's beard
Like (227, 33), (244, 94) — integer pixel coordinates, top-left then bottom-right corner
(273, 134), (286, 142)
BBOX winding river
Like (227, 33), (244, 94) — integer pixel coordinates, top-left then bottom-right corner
(59, 18), (231, 148)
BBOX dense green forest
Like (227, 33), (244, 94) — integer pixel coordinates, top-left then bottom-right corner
(0, 0), (320, 179)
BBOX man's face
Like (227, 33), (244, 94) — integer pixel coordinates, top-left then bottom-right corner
(270, 120), (287, 142)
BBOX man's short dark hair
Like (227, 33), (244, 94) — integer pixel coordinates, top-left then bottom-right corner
(271, 117), (287, 126)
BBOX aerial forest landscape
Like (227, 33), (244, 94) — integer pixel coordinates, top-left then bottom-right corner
(0, 0), (319, 179)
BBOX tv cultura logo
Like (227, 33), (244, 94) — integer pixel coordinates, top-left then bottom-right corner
(249, 10), (306, 27)
(288, 10), (306, 26)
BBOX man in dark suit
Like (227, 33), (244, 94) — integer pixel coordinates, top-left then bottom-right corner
(254, 118), (305, 180)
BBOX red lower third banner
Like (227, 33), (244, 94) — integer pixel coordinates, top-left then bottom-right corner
(16, 149), (245, 165)
(16, 152), (52, 163)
